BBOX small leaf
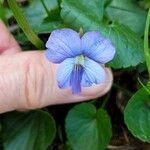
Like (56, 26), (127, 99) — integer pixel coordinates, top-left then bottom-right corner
(65, 103), (112, 150)
(106, 0), (147, 35)
(2, 110), (56, 150)
(23, 0), (63, 34)
(0, 4), (8, 25)
(61, 0), (144, 68)
(124, 85), (150, 143)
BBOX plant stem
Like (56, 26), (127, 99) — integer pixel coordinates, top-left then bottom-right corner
(40, 0), (50, 17)
(7, 0), (44, 49)
(144, 9), (150, 78)
(101, 91), (111, 108)
(138, 77), (150, 94)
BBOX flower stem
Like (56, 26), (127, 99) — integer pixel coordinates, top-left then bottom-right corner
(101, 91), (111, 108)
(144, 9), (150, 78)
(7, 0), (44, 49)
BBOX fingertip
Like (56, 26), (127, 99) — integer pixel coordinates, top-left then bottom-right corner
(49, 67), (113, 104)
(0, 19), (21, 54)
(70, 68), (113, 102)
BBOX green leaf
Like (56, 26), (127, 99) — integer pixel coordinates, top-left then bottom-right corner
(8, 0), (44, 49)
(15, 33), (28, 45)
(0, 3), (13, 25)
(0, 4), (8, 25)
(2, 110), (56, 150)
(105, 23), (144, 68)
(65, 103), (112, 150)
(144, 9), (150, 77)
(106, 0), (147, 35)
(124, 84), (150, 143)
(61, 0), (144, 68)
(23, 0), (63, 34)
(0, 0), (4, 4)
(139, 0), (150, 9)
(61, 0), (104, 28)
(61, 0), (104, 23)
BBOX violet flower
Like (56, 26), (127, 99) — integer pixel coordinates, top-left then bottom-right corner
(45, 29), (115, 94)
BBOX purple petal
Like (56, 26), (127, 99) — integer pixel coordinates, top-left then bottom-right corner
(57, 58), (75, 88)
(70, 65), (84, 94)
(81, 58), (105, 87)
(46, 29), (81, 63)
(45, 48), (67, 63)
(81, 31), (116, 64)
(82, 31), (104, 54)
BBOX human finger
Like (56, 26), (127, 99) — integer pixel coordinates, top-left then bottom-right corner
(0, 19), (21, 55)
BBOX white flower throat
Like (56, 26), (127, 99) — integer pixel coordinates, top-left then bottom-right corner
(75, 55), (85, 66)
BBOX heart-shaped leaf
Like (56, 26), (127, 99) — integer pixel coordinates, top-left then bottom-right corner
(2, 110), (56, 150)
(124, 84), (150, 143)
(65, 103), (112, 150)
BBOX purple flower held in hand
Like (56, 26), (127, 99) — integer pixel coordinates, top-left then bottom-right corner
(45, 29), (115, 94)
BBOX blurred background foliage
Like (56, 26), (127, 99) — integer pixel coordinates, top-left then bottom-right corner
(0, 0), (150, 150)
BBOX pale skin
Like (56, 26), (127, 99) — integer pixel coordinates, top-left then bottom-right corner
(0, 19), (113, 113)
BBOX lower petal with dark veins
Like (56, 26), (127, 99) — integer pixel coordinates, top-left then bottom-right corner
(70, 65), (83, 94)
